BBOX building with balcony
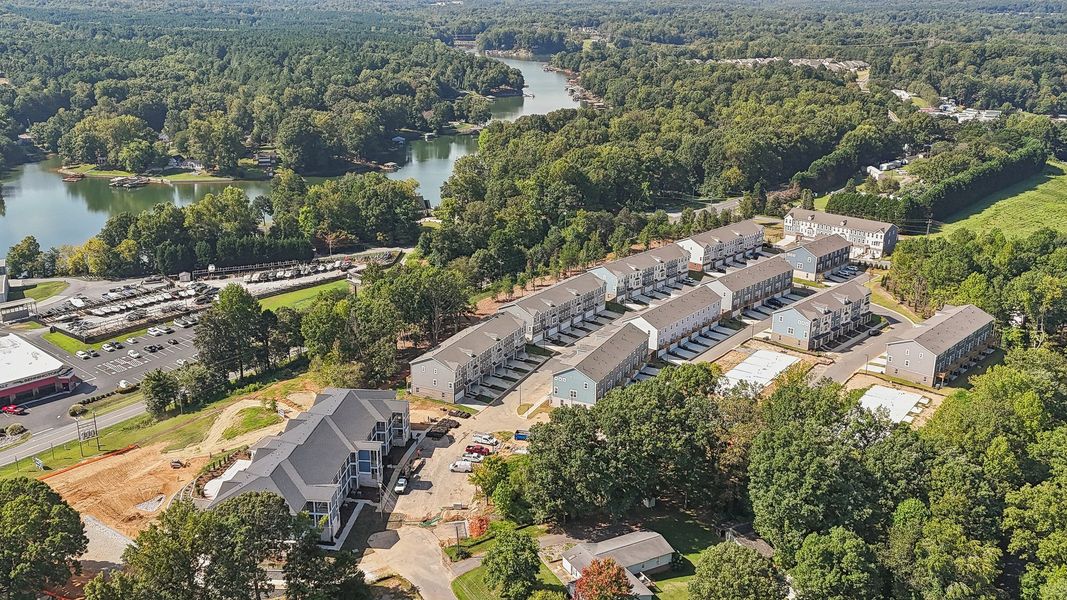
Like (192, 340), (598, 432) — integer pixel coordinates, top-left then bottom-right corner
(208, 388), (410, 542)
(782, 234), (852, 281)
(551, 323), (648, 407)
(784, 208), (898, 258)
(500, 273), (606, 344)
(626, 285), (722, 357)
(589, 244), (689, 301)
(409, 313), (526, 403)
(885, 304), (996, 387)
(676, 219), (765, 272)
(705, 257), (793, 318)
(770, 282), (872, 350)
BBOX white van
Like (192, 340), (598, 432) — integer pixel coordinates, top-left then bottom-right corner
(449, 460), (473, 473)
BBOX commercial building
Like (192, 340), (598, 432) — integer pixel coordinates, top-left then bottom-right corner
(551, 323), (648, 407)
(0, 333), (80, 403)
(770, 282), (872, 350)
(499, 273), (606, 344)
(885, 304), (996, 387)
(705, 257), (793, 318)
(209, 388), (410, 541)
(676, 219), (765, 272)
(626, 286), (722, 357)
(589, 244), (689, 301)
(782, 234), (852, 281)
(563, 531), (675, 600)
(409, 313), (526, 403)
(784, 208), (898, 258)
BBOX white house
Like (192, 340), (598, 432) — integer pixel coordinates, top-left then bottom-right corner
(626, 285), (722, 356)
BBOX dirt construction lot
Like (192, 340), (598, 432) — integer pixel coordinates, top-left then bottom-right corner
(44, 379), (321, 539)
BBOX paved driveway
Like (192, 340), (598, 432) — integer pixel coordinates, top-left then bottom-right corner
(360, 525), (458, 600)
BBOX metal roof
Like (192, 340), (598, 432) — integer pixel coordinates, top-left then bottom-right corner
(787, 207), (894, 234)
(889, 304), (994, 355)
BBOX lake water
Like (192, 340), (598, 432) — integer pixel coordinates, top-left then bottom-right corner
(0, 57), (577, 251)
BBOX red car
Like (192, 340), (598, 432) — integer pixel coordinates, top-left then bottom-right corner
(465, 444), (491, 455)
(2, 405), (25, 415)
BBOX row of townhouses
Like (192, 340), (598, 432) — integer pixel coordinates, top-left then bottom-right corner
(886, 304), (996, 386)
(551, 323), (649, 407)
(784, 208), (898, 259)
(676, 220), (765, 271)
(208, 389), (410, 541)
(782, 234), (852, 281)
(770, 282), (872, 350)
(499, 272), (607, 344)
(589, 244), (690, 301)
(627, 285), (723, 358)
(706, 257), (794, 318)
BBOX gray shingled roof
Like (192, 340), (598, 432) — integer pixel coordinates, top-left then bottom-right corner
(209, 389), (407, 510)
(411, 313), (524, 370)
(891, 304), (994, 355)
(789, 234), (851, 257)
(682, 218), (763, 248)
(563, 531), (675, 573)
(501, 273), (604, 318)
(781, 281), (869, 320)
(632, 286), (721, 330)
(709, 256), (791, 292)
(787, 207), (894, 234)
(596, 244), (689, 278)
(560, 323), (647, 383)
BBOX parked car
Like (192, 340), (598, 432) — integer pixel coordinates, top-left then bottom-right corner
(465, 444), (491, 455)
(89, 349), (100, 357)
(393, 477), (409, 494)
(765, 298), (783, 308)
(461, 452), (485, 463)
(101, 342), (117, 352)
(514, 430), (531, 441)
(2, 405), (26, 415)
(449, 460), (473, 473)
(147, 327), (163, 336)
(168, 338), (180, 345)
(76, 350), (90, 360)
(439, 418), (460, 429)
(447, 409), (471, 419)
(125, 337), (138, 344)
(145, 345), (159, 353)
(117, 380), (136, 392)
(472, 434), (499, 446)
(128, 350), (142, 359)
(176, 358), (188, 366)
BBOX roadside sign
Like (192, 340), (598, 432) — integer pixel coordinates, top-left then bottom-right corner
(33, 458), (44, 470)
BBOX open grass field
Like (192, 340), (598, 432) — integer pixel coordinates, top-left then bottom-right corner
(222, 406), (282, 440)
(7, 280), (69, 302)
(937, 161), (1067, 237)
(259, 279), (348, 311)
(451, 562), (565, 600)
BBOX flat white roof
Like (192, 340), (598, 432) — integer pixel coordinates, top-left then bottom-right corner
(721, 349), (799, 391)
(0, 333), (66, 387)
(859, 385), (925, 423)
(202, 459), (253, 500)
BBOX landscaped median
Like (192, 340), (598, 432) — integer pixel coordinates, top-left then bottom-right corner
(42, 326), (152, 354)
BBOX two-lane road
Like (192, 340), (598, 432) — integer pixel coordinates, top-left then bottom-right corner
(0, 400), (146, 469)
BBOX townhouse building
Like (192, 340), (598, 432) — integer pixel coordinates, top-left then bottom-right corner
(409, 313), (526, 403)
(209, 389), (410, 542)
(782, 234), (852, 281)
(588, 244), (689, 301)
(705, 257), (793, 318)
(676, 219), (765, 272)
(626, 285), (722, 357)
(500, 273), (606, 344)
(551, 323), (649, 407)
(770, 282), (872, 350)
(885, 304), (996, 387)
(784, 208), (898, 258)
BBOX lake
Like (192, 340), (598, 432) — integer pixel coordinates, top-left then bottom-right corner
(0, 57), (577, 251)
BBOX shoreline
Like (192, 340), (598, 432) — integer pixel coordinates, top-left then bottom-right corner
(55, 165), (265, 186)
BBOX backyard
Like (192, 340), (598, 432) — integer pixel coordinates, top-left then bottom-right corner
(937, 160), (1067, 237)
(451, 562), (565, 600)
(641, 509), (723, 600)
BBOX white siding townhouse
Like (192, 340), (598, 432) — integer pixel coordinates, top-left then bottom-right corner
(499, 273), (606, 344)
(409, 313), (526, 403)
(886, 304), (996, 387)
(705, 257), (793, 318)
(551, 323), (649, 407)
(782, 234), (852, 281)
(208, 389), (410, 542)
(676, 219), (765, 272)
(784, 208), (898, 259)
(770, 282), (872, 350)
(626, 286), (722, 357)
(589, 244), (689, 302)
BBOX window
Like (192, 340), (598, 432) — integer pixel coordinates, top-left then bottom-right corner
(432, 379), (437, 386)
(904, 360), (910, 367)
(554, 387), (558, 394)
(919, 352), (924, 359)
(787, 327), (794, 335)
(569, 390), (577, 399)
(583, 383), (588, 389)
(905, 349), (910, 356)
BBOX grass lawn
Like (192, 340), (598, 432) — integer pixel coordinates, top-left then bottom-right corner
(862, 274), (922, 323)
(910, 96), (932, 108)
(259, 279), (348, 311)
(641, 509), (723, 600)
(451, 562), (564, 600)
(793, 277), (828, 289)
(814, 194), (831, 210)
(937, 161), (1067, 237)
(42, 326), (151, 355)
(9, 280), (69, 302)
(222, 406), (282, 440)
